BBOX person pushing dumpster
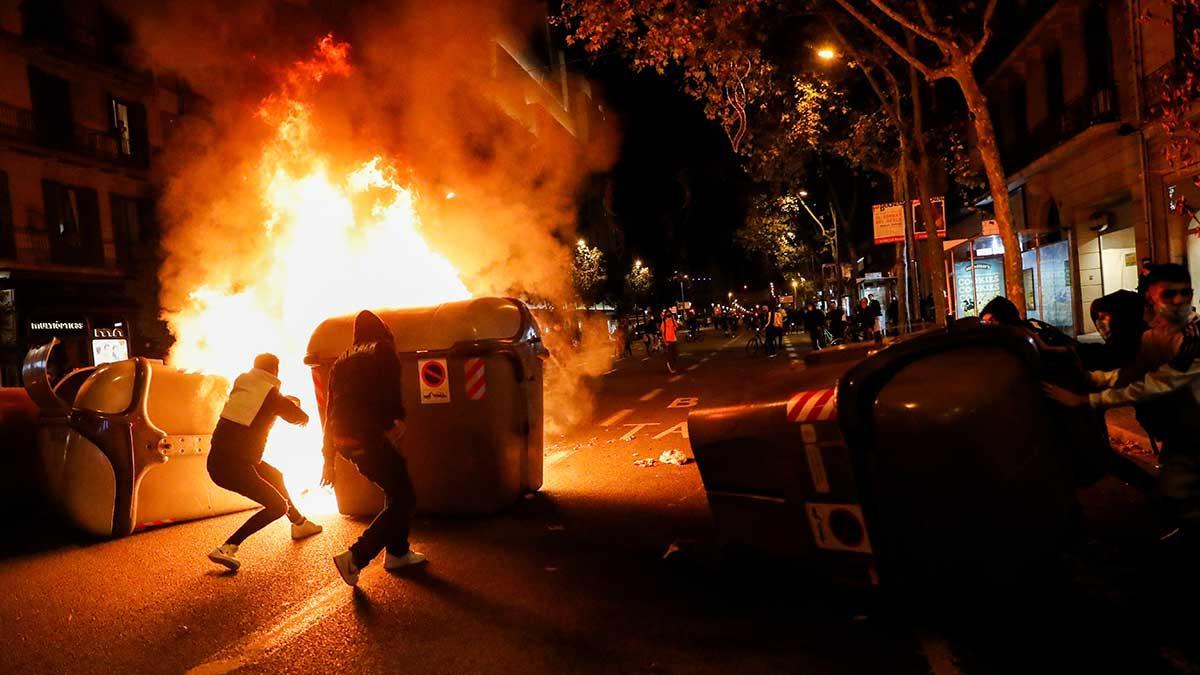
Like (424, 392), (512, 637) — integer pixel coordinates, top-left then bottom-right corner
(206, 353), (323, 571)
(322, 310), (426, 587)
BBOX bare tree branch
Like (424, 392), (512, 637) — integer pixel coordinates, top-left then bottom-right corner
(968, 0), (1000, 63)
(866, 0), (952, 49)
(829, 0), (949, 79)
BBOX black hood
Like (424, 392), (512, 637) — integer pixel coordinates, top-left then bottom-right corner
(353, 310), (394, 346)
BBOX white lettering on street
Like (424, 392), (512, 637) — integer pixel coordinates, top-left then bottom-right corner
(667, 397), (698, 409)
(652, 422), (689, 440)
(620, 422), (660, 441)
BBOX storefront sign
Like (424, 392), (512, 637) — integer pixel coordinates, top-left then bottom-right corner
(872, 202), (906, 244)
(93, 327), (126, 339)
(981, 219), (999, 236)
(29, 319), (86, 334)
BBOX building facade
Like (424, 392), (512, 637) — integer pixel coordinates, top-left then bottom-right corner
(0, 0), (200, 385)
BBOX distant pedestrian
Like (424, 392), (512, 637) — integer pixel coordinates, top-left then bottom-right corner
(325, 311), (425, 587)
(868, 294), (882, 336)
(662, 309), (679, 373)
(206, 353), (322, 572)
(803, 302), (826, 350)
(768, 305), (785, 356)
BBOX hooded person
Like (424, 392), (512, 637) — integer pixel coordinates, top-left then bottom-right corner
(324, 310), (425, 586)
(979, 296), (1022, 326)
(1079, 290), (1145, 372)
(206, 353), (322, 572)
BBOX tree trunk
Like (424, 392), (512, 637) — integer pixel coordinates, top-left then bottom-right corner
(909, 60), (949, 327)
(955, 66), (1027, 314)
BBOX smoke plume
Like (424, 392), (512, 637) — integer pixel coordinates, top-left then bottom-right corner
(119, 0), (620, 434)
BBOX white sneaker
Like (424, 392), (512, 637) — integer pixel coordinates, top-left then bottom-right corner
(384, 550), (427, 571)
(208, 543), (240, 571)
(291, 519), (323, 539)
(333, 551), (360, 586)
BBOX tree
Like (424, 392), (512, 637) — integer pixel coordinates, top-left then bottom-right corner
(571, 240), (607, 306)
(827, 0), (1026, 314)
(1154, 1), (1200, 181)
(736, 194), (816, 279)
(624, 260), (654, 305)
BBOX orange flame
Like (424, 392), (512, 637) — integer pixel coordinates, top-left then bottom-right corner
(166, 36), (470, 512)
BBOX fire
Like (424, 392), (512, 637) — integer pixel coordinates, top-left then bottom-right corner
(165, 36), (470, 512)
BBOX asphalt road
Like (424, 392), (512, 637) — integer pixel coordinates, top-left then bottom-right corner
(1, 330), (1197, 674)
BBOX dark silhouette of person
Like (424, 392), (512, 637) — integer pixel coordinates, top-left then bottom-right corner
(324, 311), (425, 586)
(206, 353), (321, 571)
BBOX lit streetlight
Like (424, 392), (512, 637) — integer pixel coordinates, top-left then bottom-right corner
(816, 46), (837, 61)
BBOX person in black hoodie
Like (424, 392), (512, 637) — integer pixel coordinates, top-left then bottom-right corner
(325, 310), (425, 587)
(206, 353), (322, 572)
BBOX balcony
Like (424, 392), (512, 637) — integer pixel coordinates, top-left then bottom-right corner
(0, 101), (147, 170)
(1003, 84), (1119, 174)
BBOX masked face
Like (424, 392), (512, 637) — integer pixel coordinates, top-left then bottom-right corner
(1147, 282), (1194, 326)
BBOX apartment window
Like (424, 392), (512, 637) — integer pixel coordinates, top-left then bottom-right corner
(0, 171), (12, 259)
(28, 66), (73, 150)
(110, 194), (153, 269)
(43, 180), (102, 266)
(1084, 2), (1114, 91)
(1045, 49), (1064, 120)
(109, 97), (148, 164)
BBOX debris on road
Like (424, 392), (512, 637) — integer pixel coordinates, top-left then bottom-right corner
(634, 457), (657, 468)
(1111, 437), (1153, 456)
(658, 449), (691, 465)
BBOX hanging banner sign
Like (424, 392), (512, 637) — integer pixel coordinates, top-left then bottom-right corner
(872, 202), (906, 244)
(911, 197), (947, 240)
(981, 219), (999, 237)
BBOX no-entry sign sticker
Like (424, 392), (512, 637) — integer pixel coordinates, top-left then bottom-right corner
(419, 358), (450, 404)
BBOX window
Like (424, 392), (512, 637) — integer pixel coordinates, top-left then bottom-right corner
(43, 180), (102, 266)
(1045, 49), (1064, 120)
(27, 66), (72, 150)
(109, 96), (148, 165)
(1084, 2), (1114, 91)
(0, 171), (12, 259)
(110, 194), (153, 269)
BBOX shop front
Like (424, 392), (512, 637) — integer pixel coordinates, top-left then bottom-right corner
(946, 230), (1077, 335)
(0, 271), (135, 387)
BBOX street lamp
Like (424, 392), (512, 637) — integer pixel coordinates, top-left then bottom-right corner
(577, 238), (586, 248)
(791, 279), (799, 309)
(816, 46), (837, 61)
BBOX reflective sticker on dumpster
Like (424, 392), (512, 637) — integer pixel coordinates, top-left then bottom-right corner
(786, 388), (837, 422)
(465, 357), (486, 400)
(419, 359), (451, 404)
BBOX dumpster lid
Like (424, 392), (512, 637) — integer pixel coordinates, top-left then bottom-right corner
(305, 297), (537, 363)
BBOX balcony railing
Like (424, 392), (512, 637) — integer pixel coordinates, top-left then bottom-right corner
(1003, 83), (1119, 173)
(0, 100), (147, 169)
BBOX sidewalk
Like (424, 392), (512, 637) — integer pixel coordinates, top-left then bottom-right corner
(1105, 407), (1159, 483)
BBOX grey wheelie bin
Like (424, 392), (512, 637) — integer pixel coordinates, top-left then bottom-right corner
(305, 297), (548, 516)
(689, 323), (1097, 590)
(22, 339), (255, 537)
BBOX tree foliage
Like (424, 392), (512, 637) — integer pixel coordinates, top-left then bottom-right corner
(1155, 1), (1200, 176)
(735, 195), (815, 277)
(571, 241), (607, 305)
(624, 262), (653, 302)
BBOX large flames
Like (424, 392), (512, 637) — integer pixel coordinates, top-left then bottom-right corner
(166, 37), (470, 511)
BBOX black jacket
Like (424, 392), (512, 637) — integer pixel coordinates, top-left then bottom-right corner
(210, 388), (307, 463)
(324, 341), (405, 444)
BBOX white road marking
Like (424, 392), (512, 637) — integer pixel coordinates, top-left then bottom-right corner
(667, 397), (699, 409)
(603, 368), (618, 375)
(668, 375), (684, 383)
(545, 450), (574, 467)
(621, 422), (661, 441)
(652, 421), (689, 440)
(599, 408), (634, 427)
(639, 388), (664, 402)
(685, 364), (700, 372)
(641, 357), (651, 362)
(188, 580), (349, 675)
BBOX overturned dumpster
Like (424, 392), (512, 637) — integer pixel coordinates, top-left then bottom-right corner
(24, 339), (255, 537)
(305, 297), (548, 517)
(689, 324), (1096, 589)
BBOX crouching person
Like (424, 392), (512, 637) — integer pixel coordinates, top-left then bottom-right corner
(207, 353), (323, 571)
(324, 310), (425, 587)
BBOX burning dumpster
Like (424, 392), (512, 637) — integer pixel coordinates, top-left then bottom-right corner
(23, 339), (255, 537)
(305, 297), (548, 516)
(689, 324), (1090, 589)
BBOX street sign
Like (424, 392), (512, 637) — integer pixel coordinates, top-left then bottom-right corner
(418, 358), (450, 404)
(911, 197), (947, 240)
(872, 202), (906, 244)
(981, 219), (999, 236)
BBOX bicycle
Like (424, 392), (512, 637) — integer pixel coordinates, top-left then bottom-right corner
(745, 328), (763, 356)
(686, 325), (703, 342)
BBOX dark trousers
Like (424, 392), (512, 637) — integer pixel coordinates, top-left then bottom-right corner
(208, 457), (302, 545)
(807, 328), (823, 350)
(664, 341), (679, 370)
(346, 436), (417, 568)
